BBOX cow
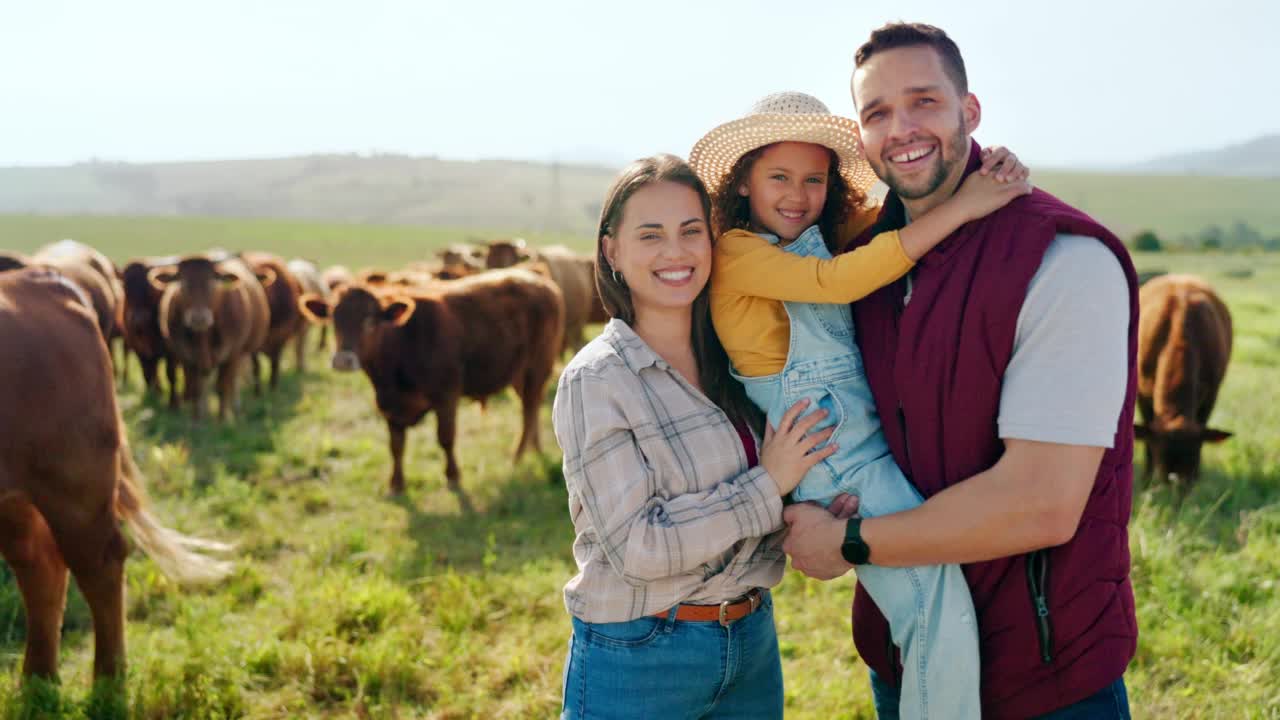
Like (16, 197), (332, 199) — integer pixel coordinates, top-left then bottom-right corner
(484, 238), (532, 269)
(121, 257), (181, 407)
(1135, 274), (1234, 488)
(298, 267), (565, 494)
(32, 240), (123, 347)
(486, 242), (600, 352)
(322, 264), (354, 294)
(240, 251), (305, 390)
(0, 267), (230, 683)
(151, 255), (270, 420)
(536, 245), (601, 352)
(286, 258), (328, 370)
(436, 243), (487, 272)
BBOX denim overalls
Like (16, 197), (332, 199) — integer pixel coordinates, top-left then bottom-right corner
(732, 225), (981, 720)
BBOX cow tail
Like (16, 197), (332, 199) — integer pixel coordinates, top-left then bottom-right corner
(114, 429), (234, 584)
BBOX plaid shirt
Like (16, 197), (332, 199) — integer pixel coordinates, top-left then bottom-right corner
(553, 319), (786, 623)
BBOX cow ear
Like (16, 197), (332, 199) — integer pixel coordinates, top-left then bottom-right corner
(382, 298), (414, 326)
(299, 295), (330, 320)
(1133, 424), (1150, 440)
(147, 267), (177, 291)
(256, 267), (278, 288)
(1202, 428), (1233, 444)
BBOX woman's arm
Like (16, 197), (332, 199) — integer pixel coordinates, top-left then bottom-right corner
(553, 368), (785, 586)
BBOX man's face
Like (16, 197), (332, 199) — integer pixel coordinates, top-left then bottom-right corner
(852, 46), (979, 201)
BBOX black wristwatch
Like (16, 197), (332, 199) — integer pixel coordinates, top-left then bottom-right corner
(841, 518), (871, 566)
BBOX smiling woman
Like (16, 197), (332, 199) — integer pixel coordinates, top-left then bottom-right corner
(551, 154), (837, 719)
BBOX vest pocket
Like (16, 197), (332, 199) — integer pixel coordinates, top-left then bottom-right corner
(1026, 549), (1054, 664)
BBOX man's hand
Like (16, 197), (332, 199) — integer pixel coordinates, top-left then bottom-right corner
(782, 502), (855, 580)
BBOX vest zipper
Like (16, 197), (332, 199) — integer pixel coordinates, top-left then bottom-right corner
(897, 405), (913, 480)
(886, 633), (900, 688)
(1026, 549), (1054, 664)
(893, 275), (913, 480)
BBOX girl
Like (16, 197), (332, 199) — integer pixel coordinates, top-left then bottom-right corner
(690, 91), (1030, 719)
(553, 154), (845, 719)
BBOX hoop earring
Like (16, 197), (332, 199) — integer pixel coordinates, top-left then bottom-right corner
(612, 269), (625, 287)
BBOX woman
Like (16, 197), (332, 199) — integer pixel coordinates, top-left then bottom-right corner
(552, 154), (835, 719)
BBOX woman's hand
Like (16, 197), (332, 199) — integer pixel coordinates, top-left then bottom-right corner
(979, 146), (1030, 183)
(760, 399), (838, 497)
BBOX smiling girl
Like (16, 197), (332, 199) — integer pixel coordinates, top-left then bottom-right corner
(691, 91), (1030, 719)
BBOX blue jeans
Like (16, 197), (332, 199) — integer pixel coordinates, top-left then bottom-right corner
(869, 669), (1131, 719)
(561, 591), (782, 719)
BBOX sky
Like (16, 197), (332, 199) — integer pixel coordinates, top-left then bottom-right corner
(2, 0), (1276, 169)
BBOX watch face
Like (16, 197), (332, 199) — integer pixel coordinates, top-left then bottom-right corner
(842, 519), (869, 565)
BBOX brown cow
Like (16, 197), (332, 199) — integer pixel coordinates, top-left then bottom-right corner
(436, 244), (487, 272)
(537, 245), (600, 352)
(32, 240), (122, 345)
(299, 267), (565, 494)
(322, 264), (354, 293)
(151, 255), (270, 420)
(0, 267), (230, 682)
(240, 251), (305, 390)
(484, 238), (532, 269)
(287, 258), (328, 370)
(488, 242), (600, 352)
(121, 257), (181, 407)
(1135, 274), (1234, 487)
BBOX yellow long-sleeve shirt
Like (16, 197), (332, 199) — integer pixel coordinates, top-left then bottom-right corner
(710, 207), (913, 377)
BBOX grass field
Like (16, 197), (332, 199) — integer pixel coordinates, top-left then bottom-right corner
(1, 215), (1278, 719)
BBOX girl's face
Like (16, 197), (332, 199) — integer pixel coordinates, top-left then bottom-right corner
(738, 141), (831, 242)
(603, 181), (712, 320)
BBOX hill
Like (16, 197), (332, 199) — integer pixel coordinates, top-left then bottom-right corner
(0, 155), (617, 236)
(1128, 134), (1280, 178)
(2, 154), (1280, 244)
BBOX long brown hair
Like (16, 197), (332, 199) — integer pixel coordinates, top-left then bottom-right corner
(711, 143), (865, 253)
(596, 154), (763, 436)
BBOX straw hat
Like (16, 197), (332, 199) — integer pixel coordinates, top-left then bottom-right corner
(689, 91), (878, 195)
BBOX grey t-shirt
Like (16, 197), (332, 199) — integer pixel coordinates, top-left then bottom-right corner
(903, 233), (1129, 448)
(997, 234), (1129, 447)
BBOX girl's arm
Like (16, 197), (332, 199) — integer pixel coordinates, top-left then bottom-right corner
(712, 153), (1031, 304)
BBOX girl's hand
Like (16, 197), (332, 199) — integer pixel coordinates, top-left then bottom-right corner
(951, 162), (1033, 223)
(828, 493), (861, 520)
(979, 146), (1030, 183)
(761, 399), (838, 497)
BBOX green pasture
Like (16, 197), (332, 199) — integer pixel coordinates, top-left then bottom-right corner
(1, 214), (1277, 718)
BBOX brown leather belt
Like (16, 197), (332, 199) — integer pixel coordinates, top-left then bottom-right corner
(651, 589), (764, 627)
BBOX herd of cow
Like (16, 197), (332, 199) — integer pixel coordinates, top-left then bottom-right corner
(0, 235), (1238, 690)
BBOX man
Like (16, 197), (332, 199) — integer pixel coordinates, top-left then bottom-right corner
(781, 23), (1139, 719)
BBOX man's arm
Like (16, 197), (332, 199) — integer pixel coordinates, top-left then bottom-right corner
(782, 440), (1101, 576)
(862, 439), (1102, 565)
(784, 234), (1130, 578)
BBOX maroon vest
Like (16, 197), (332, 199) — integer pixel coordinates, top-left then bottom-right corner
(847, 142), (1139, 718)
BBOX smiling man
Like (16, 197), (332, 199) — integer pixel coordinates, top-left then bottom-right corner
(780, 23), (1141, 719)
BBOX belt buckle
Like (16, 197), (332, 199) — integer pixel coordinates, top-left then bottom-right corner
(718, 599), (733, 627)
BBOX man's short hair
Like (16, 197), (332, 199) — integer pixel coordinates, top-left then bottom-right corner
(854, 22), (968, 97)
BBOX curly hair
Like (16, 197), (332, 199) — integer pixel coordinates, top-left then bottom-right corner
(710, 143), (867, 253)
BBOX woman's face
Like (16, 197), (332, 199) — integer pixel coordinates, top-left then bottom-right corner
(604, 181), (712, 320)
(739, 141), (831, 242)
